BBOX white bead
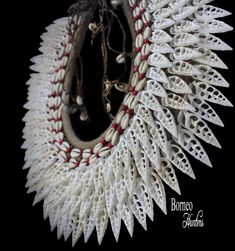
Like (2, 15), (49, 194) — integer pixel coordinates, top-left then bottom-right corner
(111, 131), (120, 145)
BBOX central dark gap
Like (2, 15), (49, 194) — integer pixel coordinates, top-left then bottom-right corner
(69, 5), (132, 142)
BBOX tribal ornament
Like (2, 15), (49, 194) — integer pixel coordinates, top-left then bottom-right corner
(22, 0), (233, 246)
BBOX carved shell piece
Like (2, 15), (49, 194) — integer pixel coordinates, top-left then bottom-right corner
(148, 53), (172, 68)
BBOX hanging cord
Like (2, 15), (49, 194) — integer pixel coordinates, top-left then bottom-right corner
(64, 0), (131, 117)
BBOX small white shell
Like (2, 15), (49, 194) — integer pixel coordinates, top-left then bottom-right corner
(134, 52), (142, 67)
(94, 143), (103, 154)
(139, 0), (147, 11)
(111, 0), (122, 7)
(135, 78), (147, 91)
(60, 141), (70, 152)
(65, 43), (72, 54)
(141, 44), (151, 56)
(123, 93), (134, 106)
(105, 127), (115, 142)
(82, 149), (92, 159)
(116, 110), (125, 124)
(135, 34), (144, 49)
(58, 151), (67, 161)
(129, 0), (137, 8)
(80, 159), (88, 167)
(121, 114), (130, 129)
(116, 54), (125, 64)
(143, 26), (152, 39)
(142, 12), (151, 24)
(89, 154), (98, 164)
(133, 7), (141, 19)
(55, 121), (62, 131)
(131, 72), (139, 87)
(98, 146), (111, 158)
(106, 103), (111, 113)
(111, 131), (120, 145)
(70, 148), (81, 158)
(129, 96), (138, 109)
(56, 69), (66, 81)
(139, 60), (148, 74)
(55, 132), (64, 142)
(61, 56), (68, 67)
(76, 96), (83, 106)
(135, 19), (143, 32)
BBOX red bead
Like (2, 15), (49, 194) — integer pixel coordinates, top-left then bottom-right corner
(126, 109), (134, 115)
(67, 147), (72, 154)
(134, 66), (139, 72)
(138, 73), (145, 80)
(131, 3), (137, 9)
(132, 90), (138, 96)
(117, 126), (124, 134)
(136, 47), (141, 52)
(100, 138), (107, 146)
(64, 158), (69, 163)
(129, 86), (135, 92)
(112, 123), (118, 129)
(144, 22), (151, 27)
(140, 8), (146, 14)
(121, 104), (128, 111)
(141, 55), (149, 61)
(108, 143), (113, 149)
(144, 38), (149, 44)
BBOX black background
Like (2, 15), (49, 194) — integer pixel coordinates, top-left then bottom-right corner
(5, 0), (235, 250)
